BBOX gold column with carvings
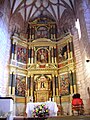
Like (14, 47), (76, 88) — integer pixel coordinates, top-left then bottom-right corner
(67, 41), (70, 59)
(31, 47), (34, 64)
(51, 47), (54, 63)
(54, 46), (57, 64)
(52, 75), (55, 97)
(56, 75), (59, 96)
(69, 40), (73, 58)
(28, 46), (31, 64)
(31, 75), (34, 97)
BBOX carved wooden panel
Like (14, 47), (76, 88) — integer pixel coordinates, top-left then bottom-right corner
(35, 90), (49, 102)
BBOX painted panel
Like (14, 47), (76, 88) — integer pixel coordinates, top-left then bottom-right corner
(17, 45), (27, 63)
(15, 75), (26, 97)
(37, 48), (48, 63)
(60, 73), (70, 96)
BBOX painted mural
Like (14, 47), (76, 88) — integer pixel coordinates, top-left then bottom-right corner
(15, 75), (26, 97)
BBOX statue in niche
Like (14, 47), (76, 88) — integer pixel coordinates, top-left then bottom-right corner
(40, 50), (45, 61)
(41, 82), (45, 88)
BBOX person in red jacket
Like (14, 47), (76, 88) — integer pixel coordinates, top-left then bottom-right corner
(72, 93), (83, 106)
(72, 93), (84, 115)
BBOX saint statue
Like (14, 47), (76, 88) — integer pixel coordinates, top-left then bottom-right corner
(41, 82), (45, 88)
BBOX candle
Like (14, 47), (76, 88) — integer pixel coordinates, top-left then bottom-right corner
(52, 98), (54, 102)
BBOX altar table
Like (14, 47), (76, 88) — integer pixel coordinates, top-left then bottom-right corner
(0, 97), (13, 120)
(26, 101), (58, 117)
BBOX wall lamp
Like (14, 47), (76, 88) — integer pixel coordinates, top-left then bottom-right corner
(86, 60), (90, 62)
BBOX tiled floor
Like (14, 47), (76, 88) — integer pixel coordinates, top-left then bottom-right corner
(14, 115), (90, 120)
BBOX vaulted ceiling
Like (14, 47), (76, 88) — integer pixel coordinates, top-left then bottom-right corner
(8, 0), (77, 34)
(10, 0), (76, 21)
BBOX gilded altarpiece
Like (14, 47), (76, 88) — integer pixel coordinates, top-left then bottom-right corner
(9, 17), (76, 116)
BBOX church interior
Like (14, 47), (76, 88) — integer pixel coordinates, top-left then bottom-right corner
(0, 0), (90, 118)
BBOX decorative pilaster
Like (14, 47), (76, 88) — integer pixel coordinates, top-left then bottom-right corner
(31, 47), (34, 64)
(55, 75), (59, 96)
(51, 47), (54, 63)
(69, 40), (73, 58)
(11, 40), (17, 60)
(27, 76), (31, 96)
(34, 47), (36, 63)
(31, 75), (34, 97)
(11, 40), (14, 59)
(51, 26), (53, 39)
(26, 76), (28, 96)
(30, 26), (31, 40)
(73, 71), (77, 93)
(9, 72), (15, 95)
(28, 47), (31, 64)
(54, 46), (57, 63)
(58, 75), (61, 95)
(31, 27), (34, 39)
(67, 41), (70, 59)
(12, 39), (17, 61)
(69, 70), (74, 94)
(52, 75), (55, 96)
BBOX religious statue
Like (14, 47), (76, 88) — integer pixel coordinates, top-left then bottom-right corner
(41, 82), (45, 88)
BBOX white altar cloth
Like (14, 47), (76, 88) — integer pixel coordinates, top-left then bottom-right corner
(26, 101), (58, 117)
(0, 97), (13, 120)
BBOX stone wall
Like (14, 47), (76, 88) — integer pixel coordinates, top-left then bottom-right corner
(74, 0), (90, 114)
(0, 0), (25, 97)
(0, 0), (11, 96)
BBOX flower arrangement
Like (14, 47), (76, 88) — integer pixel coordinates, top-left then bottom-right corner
(32, 104), (49, 117)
